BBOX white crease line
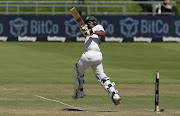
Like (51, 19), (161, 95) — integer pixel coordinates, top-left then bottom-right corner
(157, 112), (166, 115)
(0, 86), (8, 90)
(34, 95), (84, 110)
(93, 112), (104, 116)
(34, 95), (104, 116)
(145, 109), (154, 112)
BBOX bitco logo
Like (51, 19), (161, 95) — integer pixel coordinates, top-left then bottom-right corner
(120, 17), (169, 37)
(9, 17), (59, 36)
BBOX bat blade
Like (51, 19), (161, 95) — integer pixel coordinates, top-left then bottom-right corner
(70, 7), (85, 27)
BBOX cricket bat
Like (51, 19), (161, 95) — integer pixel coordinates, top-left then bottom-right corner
(70, 7), (85, 28)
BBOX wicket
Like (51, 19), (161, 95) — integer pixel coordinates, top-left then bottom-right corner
(155, 72), (159, 112)
(145, 72), (164, 113)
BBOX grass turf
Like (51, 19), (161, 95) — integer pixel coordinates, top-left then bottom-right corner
(0, 0), (180, 15)
(0, 42), (180, 116)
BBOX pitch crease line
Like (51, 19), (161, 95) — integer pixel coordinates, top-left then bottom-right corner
(34, 95), (84, 110)
(0, 86), (8, 90)
(34, 95), (104, 116)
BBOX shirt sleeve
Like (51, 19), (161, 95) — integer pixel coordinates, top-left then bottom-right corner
(93, 25), (105, 32)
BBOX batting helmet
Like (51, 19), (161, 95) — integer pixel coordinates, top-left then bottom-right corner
(84, 16), (98, 25)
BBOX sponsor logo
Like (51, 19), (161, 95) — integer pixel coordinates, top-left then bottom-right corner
(100, 20), (114, 35)
(141, 19), (169, 34)
(30, 20), (59, 35)
(76, 37), (85, 42)
(0, 36), (7, 42)
(0, 24), (3, 34)
(9, 17), (59, 36)
(64, 18), (81, 37)
(163, 37), (180, 42)
(105, 37), (123, 42)
(133, 37), (152, 43)
(18, 36), (37, 42)
(9, 18), (28, 36)
(175, 21), (180, 36)
(47, 36), (66, 42)
(120, 17), (169, 37)
(120, 17), (139, 38)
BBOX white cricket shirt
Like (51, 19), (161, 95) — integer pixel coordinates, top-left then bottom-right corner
(85, 24), (105, 52)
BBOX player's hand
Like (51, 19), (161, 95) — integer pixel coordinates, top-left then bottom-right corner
(81, 24), (88, 31)
(80, 25), (95, 37)
(85, 28), (94, 36)
(80, 27), (94, 37)
(80, 29), (87, 37)
(80, 25), (88, 37)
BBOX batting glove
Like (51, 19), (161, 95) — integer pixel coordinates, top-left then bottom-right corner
(80, 25), (88, 37)
(80, 25), (95, 37)
(82, 28), (95, 37)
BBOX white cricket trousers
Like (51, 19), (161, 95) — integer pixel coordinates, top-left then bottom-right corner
(77, 50), (107, 80)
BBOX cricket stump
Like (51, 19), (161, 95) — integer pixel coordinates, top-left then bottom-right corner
(155, 72), (159, 112)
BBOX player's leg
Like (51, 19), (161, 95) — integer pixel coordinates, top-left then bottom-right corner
(73, 63), (85, 99)
(73, 54), (91, 99)
(91, 61), (122, 105)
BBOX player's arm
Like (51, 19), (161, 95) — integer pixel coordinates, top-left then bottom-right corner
(88, 29), (105, 37)
(81, 25), (105, 37)
(90, 25), (105, 37)
(93, 30), (105, 37)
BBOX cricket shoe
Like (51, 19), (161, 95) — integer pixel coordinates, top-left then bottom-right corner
(112, 92), (122, 106)
(72, 91), (86, 99)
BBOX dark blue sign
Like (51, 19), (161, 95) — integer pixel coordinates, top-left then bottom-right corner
(0, 15), (180, 37)
(96, 16), (180, 37)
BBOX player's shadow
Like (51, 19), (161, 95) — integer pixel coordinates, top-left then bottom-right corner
(63, 108), (118, 112)
(63, 108), (86, 111)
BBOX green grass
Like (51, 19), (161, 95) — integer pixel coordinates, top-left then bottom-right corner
(0, 42), (180, 116)
(0, 0), (180, 15)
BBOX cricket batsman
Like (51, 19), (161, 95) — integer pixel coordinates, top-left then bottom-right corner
(73, 16), (121, 105)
